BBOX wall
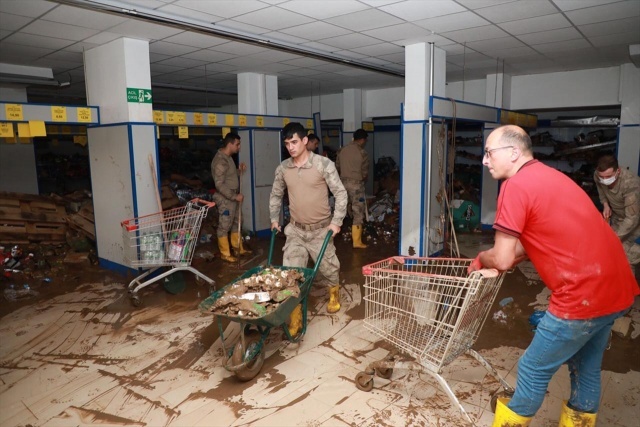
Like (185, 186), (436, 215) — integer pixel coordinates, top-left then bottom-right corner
(279, 93), (342, 121)
(445, 79), (487, 105)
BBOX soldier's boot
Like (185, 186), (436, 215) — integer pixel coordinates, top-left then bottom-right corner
(288, 304), (302, 337)
(352, 225), (368, 249)
(230, 232), (252, 255)
(217, 236), (237, 263)
(327, 285), (341, 313)
(492, 398), (532, 427)
(558, 401), (597, 427)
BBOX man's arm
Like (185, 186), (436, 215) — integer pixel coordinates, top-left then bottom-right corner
(614, 179), (640, 239)
(269, 165), (286, 228)
(361, 149), (370, 182)
(324, 161), (348, 227)
(477, 231), (524, 271)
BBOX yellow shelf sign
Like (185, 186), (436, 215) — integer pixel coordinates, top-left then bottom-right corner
(77, 107), (92, 123)
(362, 121), (374, 132)
(238, 115), (247, 126)
(0, 123), (14, 138)
(178, 126), (189, 139)
(5, 104), (23, 121)
(194, 112), (203, 125)
(207, 113), (217, 125)
(51, 106), (67, 122)
(225, 114), (234, 126)
(256, 116), (264, 127)
(29, 121), (47, 137)
(153, 110), (165, 124)
(73, 135), (88, 146)
(306, 119), (314, 129)
(222, 126), (231, 137)
(282, 118), (290, 126)
(17, 123), (31, 138)
(167, 111), (186, 125)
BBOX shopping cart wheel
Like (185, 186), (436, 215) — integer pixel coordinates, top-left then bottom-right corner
(490, 389), (515, 413)
(355, 372), (374, 392)
(131, 295), (142, 307)
(232, 331), (265, 382)
(375, 368), (393, 379)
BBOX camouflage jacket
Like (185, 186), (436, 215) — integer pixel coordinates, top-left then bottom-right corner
(211, 150), (238, 201)
(594, 168), (640, 240)
(270, 152), (347, 227)
(336, 141), (369, 182)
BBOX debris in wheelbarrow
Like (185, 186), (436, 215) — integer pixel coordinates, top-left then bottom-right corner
(209, 268), (305, 318)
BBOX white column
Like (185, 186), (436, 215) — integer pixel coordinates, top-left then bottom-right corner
(401, 42), (446, 256)
(84, 37), (157, 271)
(618, 63), (640, 175)
(343, 88), (362, 137)
(237, 72), (278, 116)
(0, 84), (39, 194)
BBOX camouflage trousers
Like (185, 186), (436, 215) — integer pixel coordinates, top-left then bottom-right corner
(343, 180), (366, 225)
(613, 218), (640, 265)
(283, 223), (339, 288)
(215, 197), (239, 237)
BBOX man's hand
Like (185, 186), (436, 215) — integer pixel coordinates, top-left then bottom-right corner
(328, 223), (340, 236)
(271, 222), (281, 233)
(602, 203), (611, 220)
(467, 253), (483, 274)
(235, 193), (244, 202)
(239, 162), (247, 173)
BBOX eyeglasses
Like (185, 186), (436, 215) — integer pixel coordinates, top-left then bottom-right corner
(483, 145), (514, 158)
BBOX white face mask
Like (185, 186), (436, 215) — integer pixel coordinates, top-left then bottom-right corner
(598, 173), (617, 186)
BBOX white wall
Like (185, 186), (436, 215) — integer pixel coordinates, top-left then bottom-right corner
(510, 67), (621, 110)
(364, 87), (404, 118)
(279, 93), (342, 120)
(445, 79), (487, 105)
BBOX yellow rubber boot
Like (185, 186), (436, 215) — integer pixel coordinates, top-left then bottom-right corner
(558, 401), (597, 427)
(230, 232), (252, 255)
(288, 304), (302, 337)
(327, 285), (341, 313)
(352, 225), (367, 249)
(217, 236), (237, 263)
(492, 398), (532, 427)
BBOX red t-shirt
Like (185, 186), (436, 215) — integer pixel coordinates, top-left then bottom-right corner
(494, 160), (638, 319)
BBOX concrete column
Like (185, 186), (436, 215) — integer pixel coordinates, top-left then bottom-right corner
(237, 72), (278, 115)
(0, 84), (39, 194)
(481, 72), (511, 227)
(401, 42), (446, 256)
(618, 63), (640, 175)
(84, 37), (157, 271)
(343, 88), (362, 138)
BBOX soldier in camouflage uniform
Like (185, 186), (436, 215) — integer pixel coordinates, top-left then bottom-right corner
(270, 122), (348, 337)
(336, 128), (369, 248)
(212, 132), (251, 263)
(594, 155), (640, 269)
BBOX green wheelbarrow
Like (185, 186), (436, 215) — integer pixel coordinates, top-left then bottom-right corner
(199, 228), (333, 381)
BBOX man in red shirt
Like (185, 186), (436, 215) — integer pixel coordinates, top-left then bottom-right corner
(468, 125), (638, 427)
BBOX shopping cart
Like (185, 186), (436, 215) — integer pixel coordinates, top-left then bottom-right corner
(121, 198), (217, 307)
(199, 229), (332, 381)
(355, 256), (514, 426)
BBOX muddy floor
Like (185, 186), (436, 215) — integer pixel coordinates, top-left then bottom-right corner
(1, 231), (638, 427)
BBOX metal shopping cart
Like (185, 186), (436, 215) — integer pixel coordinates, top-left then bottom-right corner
(355, 256), (514, 426)
(121, 198), (217, 307)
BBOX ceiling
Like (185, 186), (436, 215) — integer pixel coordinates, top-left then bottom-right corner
(0, 0), (639, 110)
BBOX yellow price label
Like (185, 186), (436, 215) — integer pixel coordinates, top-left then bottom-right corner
(306, 119), (314, 129)
(256, 116), (264, 127)
(362, 122), (374, 132)
(207, 113), (217, 125)
(73, 135), (88, 146)
(153, 111), (165, 124)
(238, 115), (247, 126)
(178, 126), (189, 139)
(5, 104), (23, 121)
(0, 123), (14, 138)
(194, 112), (203, 125)
(77, 108), (92, 123)
(282, 118), (290, 126)
(167, 111), (186, 124)
(51, 106), (67, 122)
(225, 114), (234, 126)
(222, 126), (231, 137)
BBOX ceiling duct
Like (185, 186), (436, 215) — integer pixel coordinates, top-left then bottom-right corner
(629, 44), (640, 68)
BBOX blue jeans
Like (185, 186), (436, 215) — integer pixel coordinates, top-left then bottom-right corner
(508, 309), (627, 417)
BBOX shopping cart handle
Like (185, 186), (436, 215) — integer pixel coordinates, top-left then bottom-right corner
(190, 198), (216, 209)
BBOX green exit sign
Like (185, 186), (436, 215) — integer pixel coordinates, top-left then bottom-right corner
(126, 87), (152, 103)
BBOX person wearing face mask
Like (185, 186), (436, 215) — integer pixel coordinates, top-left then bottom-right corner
(594, 154), (640, 271)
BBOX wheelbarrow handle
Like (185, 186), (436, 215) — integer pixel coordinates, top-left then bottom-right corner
(267, 228), (334, 274)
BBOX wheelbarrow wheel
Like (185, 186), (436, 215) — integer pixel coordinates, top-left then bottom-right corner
(232, 331), (265, 382)
(490, 389), (515, 413)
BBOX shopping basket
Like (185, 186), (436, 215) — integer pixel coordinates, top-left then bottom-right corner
(199, 228), (333, 381)
(355, 256), (514, 426)
(121, 198), (217, 307)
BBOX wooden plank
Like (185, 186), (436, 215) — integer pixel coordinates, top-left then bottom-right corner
(25, 222), (66, 236)
(67, 214), (96, 240)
